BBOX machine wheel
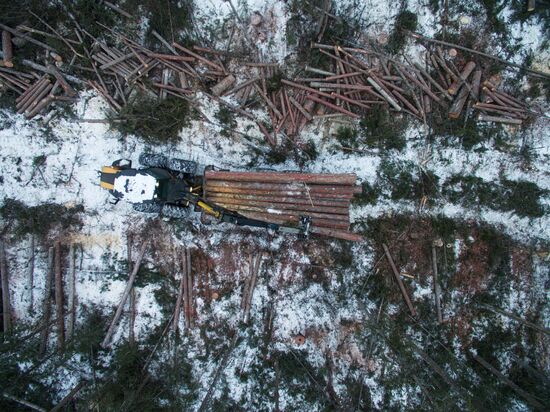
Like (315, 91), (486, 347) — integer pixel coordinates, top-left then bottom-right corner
(138, 153), (168, 168)
(166, 158), (197, 174)
(133, 202), (162, 214)
(161, 204), (189, 219)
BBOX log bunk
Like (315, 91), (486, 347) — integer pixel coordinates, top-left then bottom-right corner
(204, 170), (363, 242)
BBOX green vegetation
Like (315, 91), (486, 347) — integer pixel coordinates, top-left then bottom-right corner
(334, 109), (408, 153)
(0, 198), (84, 239)
(352, 181), (380, 206)
(122, 0), (194, 45)
(335, 126), (359, 151)
(266, 71), (285, 94)
(112, 94), (195, 144)
(431, 115), (507, 150)
(360, 108), (408, 151)
(215, 106), (238, 138)
(378, 159), (439, 203)
(443, 175), (546, 218)
(387, 9), (418, 54)
(286, 0), (362, 65)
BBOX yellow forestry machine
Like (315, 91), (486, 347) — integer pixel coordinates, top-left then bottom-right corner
(99, 154), (362, 241)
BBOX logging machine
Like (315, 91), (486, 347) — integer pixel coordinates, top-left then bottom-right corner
(99, 154), (312, 237)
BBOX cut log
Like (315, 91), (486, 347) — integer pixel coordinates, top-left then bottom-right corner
(240, 254), (252, 312)
(16, 78), (51, 113)
(470, 69), (482, 101)
(431, 245), (442, 323)
(305, 94), (361, 118)
(2, 393), (46, 412)
(310, 226), (363, 242)
(206, 180), (359, 194)
(185, 248), (193, 328)
(101, 241), (148, 348)
(0, 24), (58, 54)
(211, 74), (236, 96)
(448, 83), (470, 119)
(173, 42), (224, 72)
(50, 381), (87, 412)
(423, 94), (432, 114)
(243, 253), (262, 322)
(39, 247), (54, 355)
(0, 239), (11, 334)
(1, 31), (13, 68)
(67, 243), (76, 337)
(129, 288), (136, 344)
(26, 96), (53, 119)
(181, 248), (190, 329)
(205, 170), (357, 185)
(413, 62), (452, 100)
(104, 0), (133, 18)
(382, 244), (416, 316)
(477, 114), (522, 125)
(206, 193), (350, 207)
(478, 304), (550, 335)
(305, 65), (335, 76)
(411, 345), (464, 394)
(127, 235), (136, 344)
(27, 235), (35, 314)
(406, 31), (550, 80)
(367, 77), (401, 111)
(289, 95), (313, 121)
(174, 257), (185, 334)
(281, 79), (334, 99)
(448, 61), (476, 95)
(54, 241), (64, 351)
(254, 83), (283, 118)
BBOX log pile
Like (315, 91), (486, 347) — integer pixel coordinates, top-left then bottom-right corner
(241, 253), (263, 323)
(82, 24), (234, 113)
(285, 43), (532, 127)
(204, 170), (363, 241)
(0, 11), (535, 138)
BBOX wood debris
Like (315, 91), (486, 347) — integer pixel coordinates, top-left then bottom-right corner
(0, 15), (536, 142)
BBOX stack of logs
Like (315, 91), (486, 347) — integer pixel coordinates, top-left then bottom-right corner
(174, 247), (195, 332)
(86, 24), (233, 112)
(0, 26), (78, 119)
(203, 170), (363, 241)
(0, 15), (533, 136)
(288, 43), (530, 127)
